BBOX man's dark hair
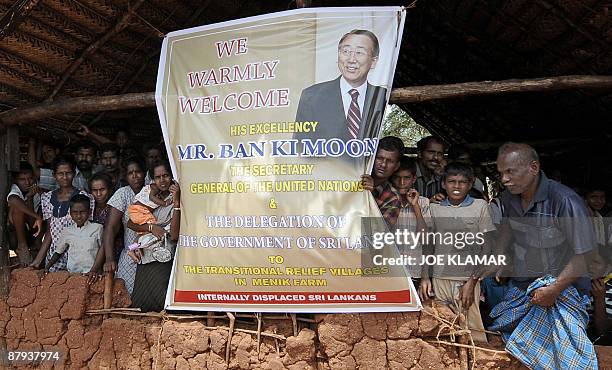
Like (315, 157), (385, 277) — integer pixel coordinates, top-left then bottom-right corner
(17, 162), (34, 175)
(497, 142), (539, 165)
(69, 194), (90, 209)
(99, 142), (119, 156)
(377, 136), (405, 156)
(442, 162), (474, 182)
(583, 185), (606, 197)
(75, 140), (98, 153)
(338, 29), (380, 57)
(395, 157), (417, 176)
(120, 147), (138, 159)
(416, 136), (445, 153)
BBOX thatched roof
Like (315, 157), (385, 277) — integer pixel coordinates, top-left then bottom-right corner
(0, 0), (610, 184)
(0, 0), (282, 138)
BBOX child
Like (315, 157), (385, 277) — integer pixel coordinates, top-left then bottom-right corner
(584, 187), (606, 248)
(7, 163), (43, 265)
(420, 163), (496, 343)
(45, 194), (102, 273)
(127, 183), (172, 233)
(391, 157), (432, 281)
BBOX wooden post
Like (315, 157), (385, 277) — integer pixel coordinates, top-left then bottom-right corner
(104, 272), (113, 310)
(0, 129), (11, 367)
(6, 126), (19, 172)
(0, 127), (17, 296)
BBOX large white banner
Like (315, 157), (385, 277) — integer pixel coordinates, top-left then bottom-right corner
(156, 7), (419, 312)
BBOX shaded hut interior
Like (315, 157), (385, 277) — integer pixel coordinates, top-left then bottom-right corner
(0, 0), (610, 192)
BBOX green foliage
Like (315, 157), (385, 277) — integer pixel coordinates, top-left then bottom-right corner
(381, 105), (430, 147)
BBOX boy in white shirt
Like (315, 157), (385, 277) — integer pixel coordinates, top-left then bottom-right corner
(45, 194), (102, 273)
(420, 163), (496, 343)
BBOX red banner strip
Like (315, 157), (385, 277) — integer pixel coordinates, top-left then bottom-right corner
(174, 290), (411, 304)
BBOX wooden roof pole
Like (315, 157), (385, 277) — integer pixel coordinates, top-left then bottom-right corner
(1, 75), (611, 126)
(0, 0), (41, 40)
(389, 75), (612, 103)
(0, 92), (154, 126)
(45, 0), (147, 102)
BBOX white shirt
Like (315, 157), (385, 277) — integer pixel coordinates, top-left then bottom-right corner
(55, 221), (103, 273)
(134, 185), (163, 209)
(7, 184), (40, 212)
(339, 77), (367, 119)
(592, 210), (606, 246)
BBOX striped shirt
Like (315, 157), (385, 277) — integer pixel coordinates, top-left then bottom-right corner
(396, 196), (433, 232)
(414, 162), (442, 199)
(396, 196), (433, 278)
(38, 168), (58, 191)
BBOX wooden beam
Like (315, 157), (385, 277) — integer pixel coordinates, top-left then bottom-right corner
(2, 75), (612, 126)
(46, 0), (146, 101)
(390, 75), (612, 103)
(0, 92), (155, 126)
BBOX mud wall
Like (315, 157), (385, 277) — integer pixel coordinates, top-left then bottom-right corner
(2, 269), (605, 369)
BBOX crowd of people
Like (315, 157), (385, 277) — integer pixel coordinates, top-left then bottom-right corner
(7, 127), (177, 312)
(6, 127), (612, 365)
(363, 135), (611, 367)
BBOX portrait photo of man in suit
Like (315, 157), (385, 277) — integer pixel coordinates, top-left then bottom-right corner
(295, 29), (388, 143)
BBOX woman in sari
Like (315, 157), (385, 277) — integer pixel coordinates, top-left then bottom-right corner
(98, 157), (145, 294)
(127, 161), (180, 312)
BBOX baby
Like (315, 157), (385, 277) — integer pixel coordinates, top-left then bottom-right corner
(127, 183), (171, 232)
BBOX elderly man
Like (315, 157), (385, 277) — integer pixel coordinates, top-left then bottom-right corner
(492, 142), (594, 300)
(484, 142), (597, 369)
(295, 29), (387, 142)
